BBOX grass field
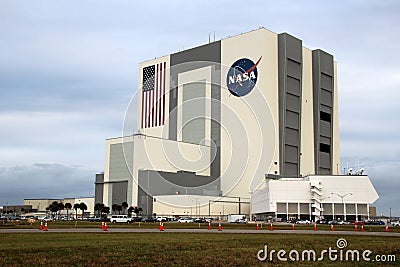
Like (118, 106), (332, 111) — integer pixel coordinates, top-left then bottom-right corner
(0, 232), (399, 266)
(1, 220), (400, 233)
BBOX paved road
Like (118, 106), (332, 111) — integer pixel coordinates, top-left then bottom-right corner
(1, 228), (400, 237)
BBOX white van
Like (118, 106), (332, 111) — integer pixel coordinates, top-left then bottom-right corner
(110, 215), (131, 223)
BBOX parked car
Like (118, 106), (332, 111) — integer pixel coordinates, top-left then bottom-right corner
(328, 220), (338, 225)
(178, 217), (194, 223)
(316, 219), (328, 224)
(295, 219), (311, 224)
(390, 221), (400, 227)
(236, 218), (248, 224)
(88, 216), (101, 222)
(337, 220), (351, 225)
(349, 220), (364, 225)
(156, 217), (167, 222)
(131, 217), (143, 222)
(194, 218), (206, 223)
(142, 217), (157, 222)
(110, 215), (131, 223)
(365, 220), (385, 225)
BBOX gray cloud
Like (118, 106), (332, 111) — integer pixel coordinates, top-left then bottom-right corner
(0, 163), (95, 205)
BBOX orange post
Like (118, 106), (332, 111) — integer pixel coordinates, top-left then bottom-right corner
(218, 223), (222, 231)
(269, 223), (273, 231)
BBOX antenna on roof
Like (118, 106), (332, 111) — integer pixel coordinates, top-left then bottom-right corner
(213, 30), (215, 42)
(208, 33), (210, 43)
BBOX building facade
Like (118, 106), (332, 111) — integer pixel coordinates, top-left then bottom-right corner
(96, 28), (377, 218)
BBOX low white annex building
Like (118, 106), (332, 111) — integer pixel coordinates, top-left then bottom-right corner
(251, 175), (379, 221)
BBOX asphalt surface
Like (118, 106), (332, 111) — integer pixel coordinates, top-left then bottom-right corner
(1, 228), (400, 237)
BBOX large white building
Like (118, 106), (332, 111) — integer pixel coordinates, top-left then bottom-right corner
(95, 28), (378, 220)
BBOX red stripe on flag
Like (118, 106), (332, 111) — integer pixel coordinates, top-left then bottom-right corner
(141, 89), (144, 128)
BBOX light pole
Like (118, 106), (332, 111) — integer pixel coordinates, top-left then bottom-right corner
(319, 196), (330, 220)
(331, 193), (352, 221)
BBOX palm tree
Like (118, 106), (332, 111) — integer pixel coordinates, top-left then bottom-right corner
(65, 203), (72, 220)
(102, 206), (110, 220)
(128, 206), (134, 217)
(49, 201), (59, 219)
(122, 202), (128, 214)
(116, 205), (122, 214)
(112, 204), (118, 215)
(73, 203), (80, 220)
(94, 203), (105, 217)
(58, 202), (64, 219)
(79, 202), (87, 219)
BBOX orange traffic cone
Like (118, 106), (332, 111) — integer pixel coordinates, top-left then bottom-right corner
(103, 222), (108, 231)
(159, 222), (164, 231)
(44, 222), (48, 231)
(361, 225), (364, 232)
(269, 223), (273, 231)
(256, 223), (260, 230)
(355, 225), (358, 232)
(101, 222), (105, 230)
(39, 221), (43, 230)
(314, 224), (317, 231)
(208, 222), (211, 230)
(385, 225), (389, 232)
(292, 224), (295, 230)
(218, 223), (222, 231)
(331, 224), (334, 231)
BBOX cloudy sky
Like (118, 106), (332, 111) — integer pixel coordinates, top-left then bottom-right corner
(1, 1), (399, 216)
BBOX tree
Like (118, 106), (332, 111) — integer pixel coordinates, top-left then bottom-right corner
(49, 201), (59, 219)
(58, 202), (64, 219)
(116, 205), (122, 214)
(65, 203), (72, 220)
(112, 204), (118, 215)
(128, 206), (134, 217)
(79, 202), (87, 219)
(101, 206), (110, 219)
(130, 206), (143, 217)
(73, 203), (80, 220)
(94, 203), (105, 217)
(121, 202), (128, 214)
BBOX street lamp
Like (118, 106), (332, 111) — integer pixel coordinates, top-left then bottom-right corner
(331, 193), (352, 221)
(319, 196), (330, 220)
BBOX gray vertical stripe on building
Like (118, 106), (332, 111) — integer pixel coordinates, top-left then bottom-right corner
(94, 173), (104, 205)
(278, 33), (303, 177)
(112, 181), (128, 206)
(169, 41), (221, 179)
(312, 49), (334, 175)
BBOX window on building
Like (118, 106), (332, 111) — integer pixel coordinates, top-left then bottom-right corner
(320, 143), (330, 153)
(320, 111), (331, 122)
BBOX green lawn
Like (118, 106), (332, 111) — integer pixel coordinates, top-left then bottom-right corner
(1, 220), (400, 232)
(0, 233), (398, 266)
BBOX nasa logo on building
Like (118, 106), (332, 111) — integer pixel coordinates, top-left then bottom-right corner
(226, 57), (262, 97)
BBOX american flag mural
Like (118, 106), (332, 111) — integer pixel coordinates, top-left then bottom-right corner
(142, 62), (166, 128)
